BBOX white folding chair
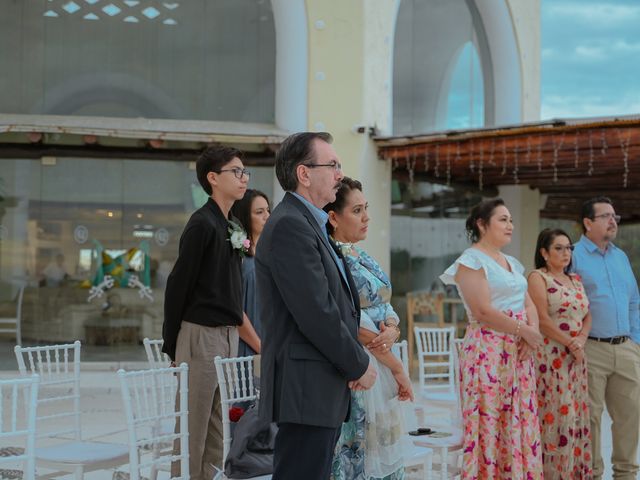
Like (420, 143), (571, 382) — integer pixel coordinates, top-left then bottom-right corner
(0, 284), (24, 345)
(213, 355), (271, 480)
(141, 337), (177, 480)
(143, 338), (170, 369)
(14, 341), (128, 479)
(118, 363), (189, 480)
(391, 339), (409, 374)
(414, 327), (457, 404)
(0, 375), (39, 480)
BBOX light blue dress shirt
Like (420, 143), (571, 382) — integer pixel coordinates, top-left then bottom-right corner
(571, 235), (640, 343)
(291, 192), (349, 283)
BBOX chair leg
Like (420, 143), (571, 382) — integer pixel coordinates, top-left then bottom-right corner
(74, 465), (84, 480)
(150, 444), (159, 480)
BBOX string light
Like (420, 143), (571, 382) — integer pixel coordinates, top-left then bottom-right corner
(478, 141), (484, 190)
(501, 139), (508, 175)
(513, 145), (519, 184)
(574, 131), (580, 169)
(537, 137), (543, 171)
(525, 137), (532, 164)
(552, 133), (565, 183)
(434, 144), (440, 177)
(488, 139), (496, 166)
(617, 128), (631, 188)
(600, 129), (608, 158)
(588, 131), (594, 176)
(446, 145), (452, 186)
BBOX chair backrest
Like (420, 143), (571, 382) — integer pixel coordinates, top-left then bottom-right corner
(118, 363), (189, 480)
(391, 339), (409, 374)
(0, 375), (39, 479)
(0, 284), (25, 345)
(14, 341), (82, 441)
(142, 338), (176, 423)
(214, 355), (258, 466)
(406, 291), (445, 372)
(143, 338), (170, 368)
(414, 327), (456, 394)
(407, 291), (445, 318)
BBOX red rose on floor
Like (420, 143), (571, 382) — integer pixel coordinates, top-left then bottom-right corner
(552, 358), (563, 369)
(559, 404), (569, 415)
(229, 406), (245, 422)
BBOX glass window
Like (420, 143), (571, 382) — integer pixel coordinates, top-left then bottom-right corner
(0, 157), (274, 358)
(0, 0), (275, 122)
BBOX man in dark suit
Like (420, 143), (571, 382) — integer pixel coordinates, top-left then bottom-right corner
(256, 132), (376, 480)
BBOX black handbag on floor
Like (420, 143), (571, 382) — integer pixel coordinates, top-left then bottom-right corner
(224, 402), (278, 479)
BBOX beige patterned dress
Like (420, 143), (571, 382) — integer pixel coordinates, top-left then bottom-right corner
(530, 269), (592, 479)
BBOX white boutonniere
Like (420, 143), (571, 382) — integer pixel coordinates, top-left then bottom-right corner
(228, 221), (250, 256)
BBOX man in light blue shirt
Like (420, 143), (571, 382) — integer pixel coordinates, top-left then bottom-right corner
(572, 196), (640, 480)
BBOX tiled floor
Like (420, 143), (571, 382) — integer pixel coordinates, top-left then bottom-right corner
(0, 340), (631, 479)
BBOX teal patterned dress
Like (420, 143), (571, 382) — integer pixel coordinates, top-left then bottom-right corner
(331, 245), (405, 480)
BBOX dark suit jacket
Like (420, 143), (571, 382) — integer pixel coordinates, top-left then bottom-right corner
(255, 193), (370, 428)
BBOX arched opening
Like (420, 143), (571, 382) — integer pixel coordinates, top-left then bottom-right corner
(444, 41), (484, 129)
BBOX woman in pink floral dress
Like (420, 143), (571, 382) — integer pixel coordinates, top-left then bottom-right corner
(440, 199), (544, 479)
(528, 228), (592, 479)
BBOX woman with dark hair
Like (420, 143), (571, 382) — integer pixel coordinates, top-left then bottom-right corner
(439, 198), (544, 479)
(231, 189), (271, 356)
(528, 228), (592, 478)
(325, 177), (413, 480)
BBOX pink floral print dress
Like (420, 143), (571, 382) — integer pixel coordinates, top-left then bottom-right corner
(530, 270), (592, 479)
(441, 248), (543, 480)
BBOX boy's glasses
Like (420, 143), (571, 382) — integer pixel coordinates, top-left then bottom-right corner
(218, 168), (251, 179)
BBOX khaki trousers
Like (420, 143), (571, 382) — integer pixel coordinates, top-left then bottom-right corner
(172, 321), (239, 480)
(586, 338), (640, 480)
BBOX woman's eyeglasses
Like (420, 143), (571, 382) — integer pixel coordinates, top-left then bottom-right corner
(552, 245), (575, 253)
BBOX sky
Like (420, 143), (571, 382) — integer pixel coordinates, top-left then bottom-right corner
(541, 0), (640, 119)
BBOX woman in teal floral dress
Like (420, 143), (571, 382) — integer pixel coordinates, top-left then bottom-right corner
(324, 177), (414, 480)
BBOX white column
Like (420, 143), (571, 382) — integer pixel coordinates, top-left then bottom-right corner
(499, 184), (541, 272)
(270, 0), (309, 204)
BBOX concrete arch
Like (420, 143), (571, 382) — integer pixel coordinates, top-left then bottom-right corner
(392, 0), (523, 133)
(35, 73), (185, 118)
(466, 0), (522, 126)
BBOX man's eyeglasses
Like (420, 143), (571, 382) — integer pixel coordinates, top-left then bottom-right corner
(218, 167), (251, 179)
(552, 245), (575, 253)
(592, 213), (621, 223)
(302, 161), (343, 172)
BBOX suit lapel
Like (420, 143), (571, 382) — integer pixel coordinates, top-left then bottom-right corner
(285, 194), (355, 300)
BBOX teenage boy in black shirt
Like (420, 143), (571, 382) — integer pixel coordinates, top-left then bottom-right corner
(163, 146), (252, 480)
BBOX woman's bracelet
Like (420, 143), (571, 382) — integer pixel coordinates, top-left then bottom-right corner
(514, 319), (523, 337)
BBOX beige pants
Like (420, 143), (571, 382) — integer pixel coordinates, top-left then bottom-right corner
(586, 338), (640, 480)
(172, 321), (239, 480)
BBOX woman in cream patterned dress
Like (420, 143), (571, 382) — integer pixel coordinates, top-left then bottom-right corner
(528, 228), (592, 479)
(440, 198), (544, 479)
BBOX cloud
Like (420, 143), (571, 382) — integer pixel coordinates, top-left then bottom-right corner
(541, 94), (640, 119)
(546, 2), (640, 26)
(574, 45), (605, 60)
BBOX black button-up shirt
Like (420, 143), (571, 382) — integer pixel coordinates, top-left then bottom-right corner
(162, 198), (243, 360)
